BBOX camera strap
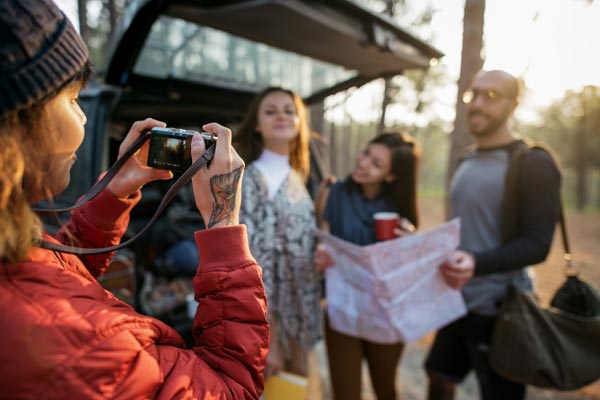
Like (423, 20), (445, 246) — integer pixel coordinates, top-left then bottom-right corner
(33, 132), (152, 216)
(35, 133), (216, 255)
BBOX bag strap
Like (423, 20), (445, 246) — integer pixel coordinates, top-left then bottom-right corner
(505, 140), (574, 276)
(36, 136), (216, 255)
(522, 142), (575, 276)
(558, 198), (576, 276)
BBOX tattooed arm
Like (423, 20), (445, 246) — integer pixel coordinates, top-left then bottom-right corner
(190, 123), (245, 228)
(181, 122), (268, 398)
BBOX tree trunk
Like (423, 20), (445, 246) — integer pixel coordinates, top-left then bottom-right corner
(446, 0), (486, 188)
(378, 77), (393, 134)
(107, 0), (117, 31)
(77, 0), (89, 44)
(377, 0), (396, 134)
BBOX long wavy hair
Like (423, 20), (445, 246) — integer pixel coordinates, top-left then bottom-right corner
(349, 131), (420, 227)
(0, 62), (92, 263)
(234, 87), (311, 182)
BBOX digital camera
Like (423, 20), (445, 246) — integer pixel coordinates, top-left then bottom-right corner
(147, 127), (216, 171)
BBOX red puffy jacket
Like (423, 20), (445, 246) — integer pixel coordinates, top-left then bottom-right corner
(0, 190), (269, 399)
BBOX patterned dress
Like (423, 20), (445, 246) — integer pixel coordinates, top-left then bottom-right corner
(240, 163), (322, 351)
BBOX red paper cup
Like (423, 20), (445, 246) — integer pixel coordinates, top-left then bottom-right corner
(374, 212), (400, 241)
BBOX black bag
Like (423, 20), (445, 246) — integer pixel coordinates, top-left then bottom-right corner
(490, 278), (600, 390)
(490, 200), (600, 390)
(550, 274), (600, 317)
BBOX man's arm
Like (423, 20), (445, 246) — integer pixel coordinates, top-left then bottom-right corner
(473, 149), (561, 275)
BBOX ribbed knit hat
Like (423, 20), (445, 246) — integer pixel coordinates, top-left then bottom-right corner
(0, 0), (89, 116)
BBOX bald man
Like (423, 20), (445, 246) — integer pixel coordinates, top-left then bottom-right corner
(424, 70), (561, 400)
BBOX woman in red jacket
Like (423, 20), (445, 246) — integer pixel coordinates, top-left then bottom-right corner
(0, 1), (268, 399)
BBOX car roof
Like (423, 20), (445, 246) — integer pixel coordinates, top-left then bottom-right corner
(100, 0), (443, 125)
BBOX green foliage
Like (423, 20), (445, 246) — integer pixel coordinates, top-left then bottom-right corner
(82, 0), (127, 71)
(519, 86), (600, 168)
(518, 85), (600, 209)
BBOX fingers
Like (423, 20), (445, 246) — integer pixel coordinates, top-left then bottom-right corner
(107, 118), (171, 197)
(197, 122), (244, 172)
(264, 336), (283, 380)
(190, 132), (207, 161)
(202, 122), (232, 164)
(320, 175), (336, 188)
(439, 251), (475, 290)
(393, 218), (416, 237)
(314, 243), (334, 271)
(399, 218), (416, 233)
(264, 361), (281, 381)
(120, 118), (166, 157)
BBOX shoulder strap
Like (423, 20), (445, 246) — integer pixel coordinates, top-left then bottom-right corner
(501, 139), (531, 242)
(501, 139), (573, 273)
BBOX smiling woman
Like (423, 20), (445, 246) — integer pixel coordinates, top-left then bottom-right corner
(234, 87), (322, 381)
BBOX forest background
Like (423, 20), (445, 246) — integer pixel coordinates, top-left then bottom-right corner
(56, 0), (600, 398)
(58, 0), (600, 211)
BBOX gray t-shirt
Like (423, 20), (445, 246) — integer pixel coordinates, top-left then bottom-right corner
(451, 148), (532, 316)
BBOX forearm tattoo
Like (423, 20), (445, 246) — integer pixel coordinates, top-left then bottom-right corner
(207, 166), (242, 227)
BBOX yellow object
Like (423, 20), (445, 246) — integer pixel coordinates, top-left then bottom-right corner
(263, 372), (307, 400)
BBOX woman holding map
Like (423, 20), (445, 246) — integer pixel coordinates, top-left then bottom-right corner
(314, 132), (473, 400)
(313, 131), (419, 400)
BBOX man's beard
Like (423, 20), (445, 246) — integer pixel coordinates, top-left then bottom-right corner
(467, 111), (507, 138)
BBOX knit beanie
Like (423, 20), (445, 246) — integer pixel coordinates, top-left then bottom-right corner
(0, 0), (89, 116)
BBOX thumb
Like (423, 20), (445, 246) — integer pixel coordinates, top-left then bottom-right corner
(190, 132), (207, 161)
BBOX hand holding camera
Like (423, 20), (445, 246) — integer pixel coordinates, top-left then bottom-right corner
(107, 118), (174, 198)
(107, 119), (242, 228)
(145, 123), (244, 228)
(189, 122), (245, 229)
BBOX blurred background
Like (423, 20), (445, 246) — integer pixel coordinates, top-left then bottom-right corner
(56, 0), (600, 212)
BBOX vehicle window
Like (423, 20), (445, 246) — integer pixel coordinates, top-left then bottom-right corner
(133, 16), (355, 98)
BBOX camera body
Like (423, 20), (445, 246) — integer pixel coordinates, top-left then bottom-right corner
(147, 127), (216, 171)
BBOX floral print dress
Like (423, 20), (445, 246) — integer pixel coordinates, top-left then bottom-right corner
(240, 163), (322, 351)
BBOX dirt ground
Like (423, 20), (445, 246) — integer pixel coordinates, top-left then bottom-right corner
(307, 196), (600, 400)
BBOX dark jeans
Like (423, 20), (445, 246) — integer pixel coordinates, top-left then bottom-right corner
(425, 313), (526, 400)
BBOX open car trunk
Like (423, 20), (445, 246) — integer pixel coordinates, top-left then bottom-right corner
(40, 0), (442, 331)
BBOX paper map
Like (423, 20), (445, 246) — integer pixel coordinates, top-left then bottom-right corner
(315, 218), (466, 343)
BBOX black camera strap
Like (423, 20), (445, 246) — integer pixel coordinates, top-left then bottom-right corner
(36, 133), (216, 255)
(33, 132), (152, 216)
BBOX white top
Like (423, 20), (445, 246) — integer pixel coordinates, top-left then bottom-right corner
(253, 149), (291, 200)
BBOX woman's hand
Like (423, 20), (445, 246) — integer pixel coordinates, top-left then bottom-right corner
(264, 321), (284, 380)
(191, 122), (244, 228)
(314, 243), (334, 272)
(439, 250), (475, 290)
(107, 118), (173, 198)
(264, 337), (284, 381)
(393, 217), (416, 238)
